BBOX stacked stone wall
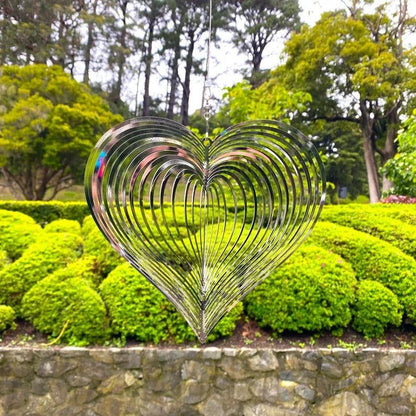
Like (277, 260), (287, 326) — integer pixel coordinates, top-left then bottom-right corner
(1, 347), (416, 415)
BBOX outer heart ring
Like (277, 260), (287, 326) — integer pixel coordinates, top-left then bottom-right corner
(85, 117), (326, 342)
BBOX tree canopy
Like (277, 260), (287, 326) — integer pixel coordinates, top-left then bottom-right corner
(279, 2), (416, 202)
(0, 64), (122, 200)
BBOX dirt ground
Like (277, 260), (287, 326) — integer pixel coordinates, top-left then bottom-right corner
(2, 318), (416, 350)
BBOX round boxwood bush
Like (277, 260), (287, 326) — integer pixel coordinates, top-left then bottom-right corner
(44, 219), (81, 235)
(21, 275), (109, 346)
(0, 209), (43, 260)
(100, 262), (243, 344)
(0, 232), (83, 312)
(309, 221), (416, 322)
(352, 280), (402, 339)
(0, 305), (16, 332)
(245, 245), (356, 335)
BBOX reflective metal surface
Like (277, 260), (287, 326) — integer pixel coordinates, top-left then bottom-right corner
(85, 117), (326, 342)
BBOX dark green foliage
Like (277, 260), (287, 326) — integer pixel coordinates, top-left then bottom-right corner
(44, 219), (82, 235)
(0, 305), (16, 332)
(245, 245), (356, 334)
(0, 201), (89, 224)
(0, 209), (43, 260)
(21, 275), (109, 346)
(352, 280), (402, 339)
(100, 263), (243, 344)
(321, 205), (416, 258)
(309, 221), (416, 321)
(0, 232), (83, 311)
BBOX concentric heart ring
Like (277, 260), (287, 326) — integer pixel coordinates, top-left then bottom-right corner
(85, 117), (326, 342)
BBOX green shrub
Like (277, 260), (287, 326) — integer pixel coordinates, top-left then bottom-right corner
(83, 227), (124, 277)
(321, 205), (416, 258)
(245, 245), (356, 335)
(0, 201), (89, 224)
(52, 256), (101, 287)
(309, 221), (416, 321)
(21, 275), (109, 346)
(352, 280), (402, 338)
(0, 209), (43, 260)
(44, 219), (81, 235)
(0, 232), (83, 311)
(0, 305), (16, 332)
(100, 262), (242, 344)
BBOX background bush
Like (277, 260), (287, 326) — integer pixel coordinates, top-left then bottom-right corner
(352, 280), (403, 338)
(245, 245), (356, 335)
(0, 209), (43, 260)
(0, 305), (16, 332)
(0, 232), (83, 312)
(21, 274), (109, 346)
(0, 201), (89, 224)
(100, 262), (243, 344)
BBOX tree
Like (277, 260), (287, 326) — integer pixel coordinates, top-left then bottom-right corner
(230, 0), (300, 86)
(280, 1), (416, 202)
(222, 77), (311, 124)
(383, 110), (416, 197)
(0, 65), (122, 200)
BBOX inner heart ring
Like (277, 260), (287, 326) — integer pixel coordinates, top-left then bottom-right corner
(85, 117), (326, 342)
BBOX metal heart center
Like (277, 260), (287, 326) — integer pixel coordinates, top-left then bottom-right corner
(85, 117), (326, 342)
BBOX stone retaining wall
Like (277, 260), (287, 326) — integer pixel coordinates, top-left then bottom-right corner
(1, 347), (416, 416)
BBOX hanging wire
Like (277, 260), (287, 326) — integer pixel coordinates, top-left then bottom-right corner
(201, 0), (213, 138)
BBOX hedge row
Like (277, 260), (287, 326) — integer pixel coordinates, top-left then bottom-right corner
(0, 201), (89, 224)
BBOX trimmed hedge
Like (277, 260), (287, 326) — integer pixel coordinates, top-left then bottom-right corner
(21, 275), (109, 346)
(352, 280), (402, 338)
(0, 305), (16, 333)
(0, 209), (43, 260)
(245, 245), (356, 335)
(321, 205), (416, 258)
(0, 232), (83, 312)
(309, 221), (416, 321)
(0, 201), (89, 224)
(100, 262), (243, 344)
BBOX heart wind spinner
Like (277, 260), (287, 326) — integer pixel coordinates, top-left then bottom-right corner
(85, 117), (326, 342)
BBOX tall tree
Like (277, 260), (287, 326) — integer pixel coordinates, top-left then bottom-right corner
(281, 1), (416, 202)
(141, 0), (165, 116)
(0, 65), (122, 200)
(230, 0), (300, 86)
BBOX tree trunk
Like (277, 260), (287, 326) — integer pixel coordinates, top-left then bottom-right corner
(181, 30), (195, 126)
(142, 18), (155, 116)
(83, 0), (98, 85)
(360, 101), (380, 203)
(112, 0), (128, 105)
(167, 45), (181, 119)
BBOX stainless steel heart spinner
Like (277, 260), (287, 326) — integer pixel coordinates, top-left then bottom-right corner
(85, 117), (326, 342)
